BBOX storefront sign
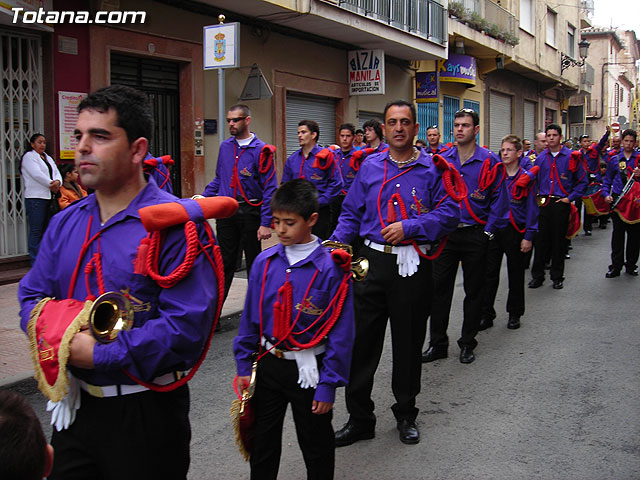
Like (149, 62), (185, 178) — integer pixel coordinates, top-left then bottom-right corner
(58, 91), (87, 160)
(348, 49), (385, 95)
(203, 22), (239, 69)
(437, 54), (476, 86)
(416, 72), (438, 103)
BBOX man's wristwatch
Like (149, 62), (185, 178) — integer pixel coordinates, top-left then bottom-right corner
(484, 231), (495, 241)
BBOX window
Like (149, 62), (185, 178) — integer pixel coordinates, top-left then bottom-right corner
(546, 9), (556, 47)
(567, 24), (575, 58)
(520, 0), (533, 33)
(417, 103), (439, 141)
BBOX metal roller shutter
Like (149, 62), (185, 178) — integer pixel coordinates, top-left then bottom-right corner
(523, 100), (536, 142)
(489, 91), (512, 152)
(358, 110), (384, 130)
(286, 93), (336, 157)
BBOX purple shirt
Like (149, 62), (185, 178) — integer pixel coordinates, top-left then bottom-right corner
(602, 150), (640, 197)
(505, 168), (539, 241)
(581, 131), (609, 173)
(335, 147), (357, 193)
(143, 153), (173, 194)
(18, 178), (219, 386)
(282, 144), (343, 208)
(533, 146), (588, 202)
(332, 149), (460, 245)
(233, 240), (355, 403)
(441, 145), (509, 234)
(202, 135), (277, 227)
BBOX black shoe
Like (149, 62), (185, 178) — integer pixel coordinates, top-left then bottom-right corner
(459, 346), (475, 364)
(397, 419), (420, 445)
(626, 267), (639, 276)
(552, 280), (564, 289)
(605, 269), (621, 278)
(478, 316), (494, 331)
(507, 314), (521, 329)
(584, 230), (592, 236)
(335, 422), (375, 447)
(421, 346), (447, 363)
(528, 278), (544, 288)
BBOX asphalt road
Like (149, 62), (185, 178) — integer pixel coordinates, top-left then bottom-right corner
(7, 225), (640, 479)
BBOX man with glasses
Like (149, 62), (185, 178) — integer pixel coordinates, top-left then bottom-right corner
(422, 108), (508, 364)
(203, 104), (278, 301)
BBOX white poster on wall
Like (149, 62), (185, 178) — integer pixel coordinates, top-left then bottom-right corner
(348, 49), (385, 95)
(58, 91), (87, 160)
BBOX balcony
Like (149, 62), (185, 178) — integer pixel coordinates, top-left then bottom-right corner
(337, 0), (448, 45)
(450, 0), (517, 43)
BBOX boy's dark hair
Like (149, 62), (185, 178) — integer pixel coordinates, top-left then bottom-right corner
(363, 118), (384, 140)
(298, 120), (320, 142)
(0, 390), (48, 480)
(355, 128), (364, 135)
(78, 85), (153, 145)
(454, 107), (479, 127)
(383, 100), (417, 124)
(621, 128), (637, 141)
(271, 178), (318, 220)
(545, 123), (562, 136)
(339, 123), (356, 135)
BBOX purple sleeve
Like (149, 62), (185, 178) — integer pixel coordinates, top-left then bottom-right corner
(569, 160), (588, 202)
(92, 225), (219, 380)
(524, 180), (539, 241)
(233, 256), (264, 376)
(259, 155), (278, 227)
(601, 159), (617, 198)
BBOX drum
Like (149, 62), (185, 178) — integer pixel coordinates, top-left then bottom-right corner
(582, 183), (609, 216)
(566, 203), (581, 239)
(614, 182), (640, 224)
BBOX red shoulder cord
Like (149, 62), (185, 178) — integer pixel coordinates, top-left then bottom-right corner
(376, 159), (450, 260)
(257, 257), (351, 356)
(583, 148), (600, 174)
(459, 156), (505, 226)
(349, 148), (375, 172)
(507, 169), (531, 234)
(143, 155), (174, 190)
(312, 148), (335, 170)
(125, 221), (225, 391)
(549, 152), (581, 197)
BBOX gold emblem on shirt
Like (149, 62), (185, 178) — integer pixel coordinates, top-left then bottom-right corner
(240, 167), (252, 177)
(410, 198), (429, 214)
(120, 288), (151, 313)
(295, 296), (323, 316)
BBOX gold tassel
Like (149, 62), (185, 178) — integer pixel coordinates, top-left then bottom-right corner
(230, 398), (251, 462)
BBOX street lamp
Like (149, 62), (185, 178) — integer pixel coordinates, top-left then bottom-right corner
(561, 39), (590, 74)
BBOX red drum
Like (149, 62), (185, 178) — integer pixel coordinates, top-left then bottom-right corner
(566, 203), (581, 239)
(582, 183), (609, 216)
(614, 182), (640, 224)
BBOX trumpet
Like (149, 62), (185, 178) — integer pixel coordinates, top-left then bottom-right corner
(88, 291), (134, 343)
(321, 240), (369, 281)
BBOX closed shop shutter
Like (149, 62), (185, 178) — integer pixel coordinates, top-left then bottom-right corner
(358, 111), (384, 130)
(489, 91), (512, 152)
(286, 93), (336, 157)
(523, 100), (536, 142)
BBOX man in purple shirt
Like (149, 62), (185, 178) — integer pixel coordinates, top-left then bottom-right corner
(330, 123), (358, 234)
(202, 104), (277, 301)
(332, 100), (460, 446)
(422, 108), (509, 365)
(425, 125), (446, 155)
(480, 135), (538, 331)
(18, 85), (219, 479)
(577, 128), (610, 235)
(282, 119), (343, 239)
(528, 123), (588, 289)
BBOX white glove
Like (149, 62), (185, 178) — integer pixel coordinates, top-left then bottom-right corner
(396, 245), (420, 277)
(294, 349), (320, 389)
(47, 373), (81, 431)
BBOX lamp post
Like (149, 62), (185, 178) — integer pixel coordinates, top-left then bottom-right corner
(561, 39), (590, 74)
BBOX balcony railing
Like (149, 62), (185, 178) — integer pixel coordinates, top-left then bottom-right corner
(338, 0), (448, 45)
(459, 0), (516, 35)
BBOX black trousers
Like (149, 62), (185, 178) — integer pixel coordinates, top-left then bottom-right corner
(49, 385), (190, 480)
(328, 195), (346, 237)
(429, 226), (489, 350)
(216, 203), (262, 301)
(312, 205), (331, 240)
(610, 213), (640, 271)
(345, 245), (431, 427)
(531, 201), (570, 282)
(481, 225), (527, 319)
(250, 353), (334, 480)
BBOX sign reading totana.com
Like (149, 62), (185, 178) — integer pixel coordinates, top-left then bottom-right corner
(348, 49), (385, 96)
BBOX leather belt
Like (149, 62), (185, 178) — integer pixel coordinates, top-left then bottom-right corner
(364, 239), (429, 255)
(261, 338), (326, 360)
(78, 372), (182, 398)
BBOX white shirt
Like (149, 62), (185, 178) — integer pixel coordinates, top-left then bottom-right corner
(21, 150), (62, 199)
(284, 235), (319, 266)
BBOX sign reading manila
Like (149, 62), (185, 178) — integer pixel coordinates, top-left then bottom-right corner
(348, 49), (385, 95)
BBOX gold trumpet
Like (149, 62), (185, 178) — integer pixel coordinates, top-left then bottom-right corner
(321, 240), (369, 281)
(88, 292), (134, 343)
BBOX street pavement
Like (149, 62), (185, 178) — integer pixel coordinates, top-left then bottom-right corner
(2, 225), (639, 479)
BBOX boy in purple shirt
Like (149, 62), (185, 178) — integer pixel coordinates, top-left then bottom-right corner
(480, 135), (538, 331)
(234, 178), (355, 480)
